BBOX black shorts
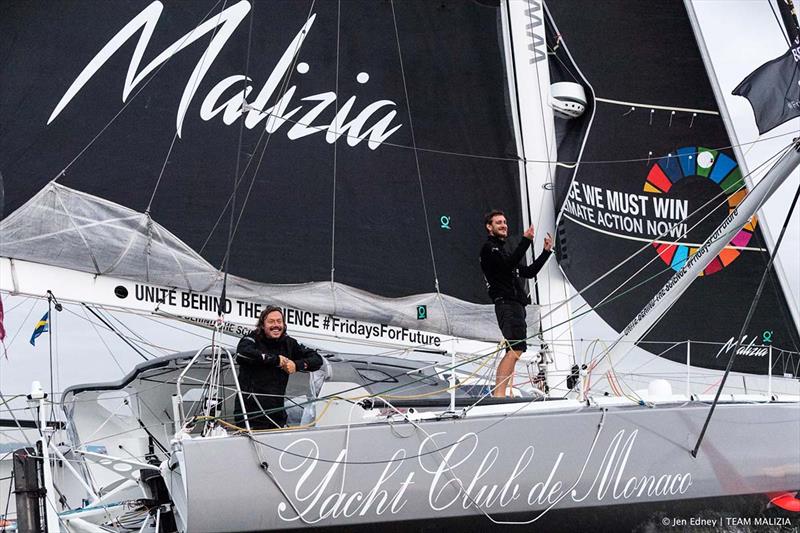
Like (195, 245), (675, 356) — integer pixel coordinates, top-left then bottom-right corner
(494, 300), (527, 352)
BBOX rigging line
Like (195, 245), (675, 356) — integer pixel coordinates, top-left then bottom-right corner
(3, 296), (37, 348)
(98, 304), (166, 351)
(61, 382), (171, 406)
(78, 305), (126, 373)
(89, 305), (161, 359)
(389, 0), (450, 333)
(613, 297), (685, 381)
(550, 243), (742, 342)
(61, 304), (184, 352)
(145, 133), (180, 213)
(541, 246), (754, 348)
(0, 389), (34, 448)
(538, 142), (792, 326)
(145, 1), (230, 214)
(330, 0), (341, 303)
(197, 124), (266, 255)
(538, 239), (793, 356)
(81, 304), (149, 361)
(191, 102), (796, 167)
(693, 178), (800, 457)
(224, 0), (318, 250)
(194, 30), (316, 258)
(219, 0), (254, 307)
(64, 420), (172, 449)
(543, 8), (595, 91)
(51, 0), (225, 184)
(622, 340), (690, 375)
(53, 190), (101, 273)
(532, 125), (778, 164)
(193, 118), (797, 249)
(1, 294), (30, 314)
(769, 0), (793, 46)
(79, 398), (135, 446)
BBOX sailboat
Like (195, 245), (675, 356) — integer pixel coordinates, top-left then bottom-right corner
(0, 0), (798, 531)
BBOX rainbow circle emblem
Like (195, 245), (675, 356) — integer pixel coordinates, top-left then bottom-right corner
(644, 147), (757, 276)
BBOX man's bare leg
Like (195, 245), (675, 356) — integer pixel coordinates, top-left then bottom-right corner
(493, 349), (521, 397)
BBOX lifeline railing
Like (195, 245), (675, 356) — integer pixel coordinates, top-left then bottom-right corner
(175, 344), (251, 433)
(573, 337), (799, 400)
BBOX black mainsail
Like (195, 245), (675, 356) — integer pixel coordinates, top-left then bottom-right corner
(1, 0), (528, 341)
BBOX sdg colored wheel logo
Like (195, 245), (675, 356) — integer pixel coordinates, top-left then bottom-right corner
(644, 147), (757, 276)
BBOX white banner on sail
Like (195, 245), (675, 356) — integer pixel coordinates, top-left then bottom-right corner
(0, 258), (463, 351)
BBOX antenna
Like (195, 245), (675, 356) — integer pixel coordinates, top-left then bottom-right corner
(46, 290), (62, 312)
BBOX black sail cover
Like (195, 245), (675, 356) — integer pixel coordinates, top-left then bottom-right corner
(0, 1), (525, 340)
(546, 1), (799, 376)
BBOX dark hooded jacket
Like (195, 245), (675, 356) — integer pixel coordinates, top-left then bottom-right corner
(235, 330), (323, 429)
(480, 235), (553, 305)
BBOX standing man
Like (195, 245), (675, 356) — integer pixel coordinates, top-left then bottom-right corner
(236, 306), (323, 429)
(480, 210), (553, 397)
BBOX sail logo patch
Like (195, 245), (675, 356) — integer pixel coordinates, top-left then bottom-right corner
(645, 147), (756, 276)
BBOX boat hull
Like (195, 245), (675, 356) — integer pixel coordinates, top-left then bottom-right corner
(166, 401), (800, 531)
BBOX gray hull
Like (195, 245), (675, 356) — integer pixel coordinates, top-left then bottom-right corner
(165, 400), (800, 531)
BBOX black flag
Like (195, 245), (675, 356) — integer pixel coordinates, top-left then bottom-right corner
(733, 38), (800, 134)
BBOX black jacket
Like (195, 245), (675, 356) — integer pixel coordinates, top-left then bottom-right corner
(235, 330), (323, 429)
(480, 235), (552, 305)
(236, 331), (323, 393)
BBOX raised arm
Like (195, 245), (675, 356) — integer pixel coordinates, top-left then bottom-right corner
(518, 233), (554, 278)
(518, 250), (553, 278)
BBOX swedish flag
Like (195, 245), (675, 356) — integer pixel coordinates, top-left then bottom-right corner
(29, 312), (49, 346)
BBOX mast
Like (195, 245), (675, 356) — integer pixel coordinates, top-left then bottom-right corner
(500, 0), (576, 391)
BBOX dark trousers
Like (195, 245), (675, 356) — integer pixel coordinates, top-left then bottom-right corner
(234, 393), (286, 430)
